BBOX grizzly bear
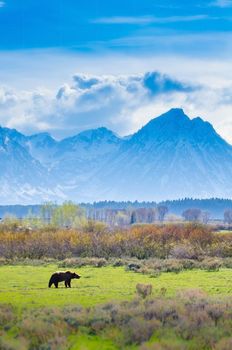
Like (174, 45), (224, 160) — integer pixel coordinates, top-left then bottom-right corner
(48, 271), (81, 288)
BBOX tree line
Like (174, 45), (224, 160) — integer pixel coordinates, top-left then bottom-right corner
(2, 201), (232, 227)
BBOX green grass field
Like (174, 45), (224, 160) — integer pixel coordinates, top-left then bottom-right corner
(1, 265), (232, 349)
(1, 265), (232, 309)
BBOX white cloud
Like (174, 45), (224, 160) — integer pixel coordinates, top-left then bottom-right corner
(211, 0), (232, 7)
(1, 70), (232, 145)
(0, 1), (5, 7)
(0, 72), (196, 138)
(92, 15), (209, 25)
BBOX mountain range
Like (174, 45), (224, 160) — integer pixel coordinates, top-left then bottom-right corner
(1, 108), (232, 204)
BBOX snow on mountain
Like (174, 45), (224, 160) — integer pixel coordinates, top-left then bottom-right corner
(0, 127), (64, 204)
(50, 127), (122, 200)
(27, 133), (58, 166)
(0, 108), (232, 204)
(96, 109), (232, 201)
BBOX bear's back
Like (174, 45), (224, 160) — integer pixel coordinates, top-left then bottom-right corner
(54, 271), (72, 282)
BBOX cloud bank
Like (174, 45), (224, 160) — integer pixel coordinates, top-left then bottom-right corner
(0, 71), (232, 143)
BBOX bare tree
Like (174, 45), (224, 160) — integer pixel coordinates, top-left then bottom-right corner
(201, 211), (211, 224)
(130, 210), (137, 225)
(157, 206), (168, 222)
(182, 208), (202, 222)
(224, 209), (232, 224)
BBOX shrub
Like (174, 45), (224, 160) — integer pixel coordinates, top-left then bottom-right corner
(122, 318), (158, 345)
(215, 338), (232, 350)
(0, 338), (18, 350)
(0, 223), (218, 260)
(127, 263), (141, 271)
(112, 259), (124, 267)
(2, 293), (232, 349)
(169, 243), (197, 259)
(206, 304), (225, 326)
(0, 304), (16, 328)
(58, 257), (107, 268)
(136, 284), (153, 299)
(160, 287), (167, 297)
(201, 258), (222, 271)
(162, 260), (184, 273)
(144, 299), (178, 326)
(140, 342), (188, 350)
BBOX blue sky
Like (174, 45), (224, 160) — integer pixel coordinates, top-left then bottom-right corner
(0, 0), (232, 141)
(0, 0), (232, 54)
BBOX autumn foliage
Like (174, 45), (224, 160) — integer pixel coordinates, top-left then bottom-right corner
(0, 220), (231, 260)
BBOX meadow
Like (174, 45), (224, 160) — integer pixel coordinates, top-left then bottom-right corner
(1, 264), (232, 349)
(1, 222), (232, 349)
(1, 265), (232, 309)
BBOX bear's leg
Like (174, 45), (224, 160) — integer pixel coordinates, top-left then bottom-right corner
(48, 276), (54, 288)
(55, 282), (59, 288)
(68, 280), (71, 288)
(65, 281), (68, 288)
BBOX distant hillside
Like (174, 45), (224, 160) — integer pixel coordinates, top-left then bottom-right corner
(1, 198), (232, 220)
(1, 108), (232, 203)
(83, 198), (232, 220)
(0, 205), (41, 219)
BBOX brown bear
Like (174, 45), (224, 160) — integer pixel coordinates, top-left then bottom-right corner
(48, 271), (81, 288)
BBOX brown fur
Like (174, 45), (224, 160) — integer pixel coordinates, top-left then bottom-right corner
(48, 271), (81, 288)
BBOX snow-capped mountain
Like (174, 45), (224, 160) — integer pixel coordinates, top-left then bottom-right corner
(1, 108), (232, 204)
(0, 127), (61, 204)
(97, 109), (232, 201)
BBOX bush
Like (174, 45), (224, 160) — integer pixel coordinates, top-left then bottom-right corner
(2, 292), (232, 349)
(215, 338), (232, 350)
(127, 263), (141, 271)
(201, 258), (222, 271)
(0, 338), (19, 350)
(136, 284), (153, 299)
(19, 310), (68, 350)
(140, 341), (188, 350)
(58, 257), (107, 268)
(0, 304), (16, 328)
(169, 243), (197, 259)
(0, 223), (218, 260)
(122, 318), (158, 345)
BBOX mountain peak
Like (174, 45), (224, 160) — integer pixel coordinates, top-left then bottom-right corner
(29, 132), (54, 141)
(78, 127), (116, 140)
(131, 108), (227, 148)
(133, 108), (190, 141)
(159, 108), (189, 121)
(146, 108), (190, 129)
(58, 127), (121, 153)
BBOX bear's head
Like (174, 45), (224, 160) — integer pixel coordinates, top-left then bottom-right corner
(72, 272), (81, 279)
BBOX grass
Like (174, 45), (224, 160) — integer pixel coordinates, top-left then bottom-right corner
(1, 265), (232, 309)
(217, 230), (232, 234)
(69, 334), (119, 350)
(2, 264), (232, 349)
